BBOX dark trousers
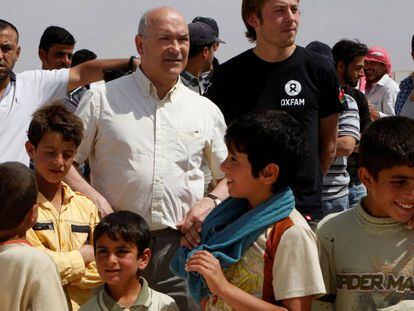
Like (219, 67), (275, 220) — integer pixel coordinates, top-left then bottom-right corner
(142, 228), (198, 311)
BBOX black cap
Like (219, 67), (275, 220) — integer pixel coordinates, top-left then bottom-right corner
(188, 22), (224, 46)
(305, 41), (334, 64)
(192, 16), (225, 44)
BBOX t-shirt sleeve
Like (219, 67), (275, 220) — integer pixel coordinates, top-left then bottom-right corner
(272, 223), (326, 301)
(74, 89), (100, 165)
(317, 64), (343, 119)
(338, 95), (360, 141)
(29, 69), (69, 106)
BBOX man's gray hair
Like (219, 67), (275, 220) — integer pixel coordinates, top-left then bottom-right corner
(137, 11), (149, 37)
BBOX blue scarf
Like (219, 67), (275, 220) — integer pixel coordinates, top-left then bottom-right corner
(170, 187), (295, 303)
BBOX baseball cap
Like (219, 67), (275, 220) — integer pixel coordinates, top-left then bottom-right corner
(188, 22), (224, 46)
(192, 16), (225, 43)
(305, 41), (334, 64)
(365, 46), (392, 75)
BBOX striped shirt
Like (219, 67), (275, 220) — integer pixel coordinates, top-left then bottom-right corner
(323, 94), (360, 200)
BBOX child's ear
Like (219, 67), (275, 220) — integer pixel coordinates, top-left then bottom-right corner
(25, 141), (35, 159)
(358, 167), (375, 189)
(260, 163), (279, 185)
(24, 204), (38, 230)
(138, 248), (151, 271)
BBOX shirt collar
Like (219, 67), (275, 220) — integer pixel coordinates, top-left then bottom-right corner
(37, 182), (76, 208)
(134, 67), (180, 101)
(101, 277), (151, 309)
(180, 70), (199, 87)
(376, 74), (389, 87)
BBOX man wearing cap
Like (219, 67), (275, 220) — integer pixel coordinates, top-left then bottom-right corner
(192, 16), (224, 91)
(395, 35), (414, 118)
(364, 46), (399, 119)
(180, 22), (223, 95)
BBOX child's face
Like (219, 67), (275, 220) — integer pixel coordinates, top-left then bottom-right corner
(25, 131), (76, 184)
(95, 234), (149, 286)
(361, 165), (414, 222)
(220, 147), (275, 207)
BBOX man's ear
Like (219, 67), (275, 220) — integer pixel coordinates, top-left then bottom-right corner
(25, 141), (35, 160)
(260, 163), (279, 185)
(16, 45), (21, 61)
(138, 248), (151, 271)
(247, 13), (260, 28)
(38, 49), (47, 63)
(135, 35), (144, 55)
(358, 167), (375, 189)
(202, 46), (209, 60)
(336, 60), (345, 76)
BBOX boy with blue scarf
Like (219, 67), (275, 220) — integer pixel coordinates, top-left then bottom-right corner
(171, 110), (325, 310)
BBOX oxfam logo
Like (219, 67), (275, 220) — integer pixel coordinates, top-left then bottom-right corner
(285, 80), (302, 96)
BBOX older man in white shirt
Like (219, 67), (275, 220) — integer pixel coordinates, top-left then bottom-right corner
(65, 7), (228, 310)
(364, 46), (399, 120)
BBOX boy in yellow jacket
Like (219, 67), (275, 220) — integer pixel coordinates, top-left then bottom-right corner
(25, 102), (102, 310)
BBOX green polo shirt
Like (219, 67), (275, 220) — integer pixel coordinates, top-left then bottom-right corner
(79, 277), (178, 311)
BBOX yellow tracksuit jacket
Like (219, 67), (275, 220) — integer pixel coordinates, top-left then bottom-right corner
(26, 182), (103, 311)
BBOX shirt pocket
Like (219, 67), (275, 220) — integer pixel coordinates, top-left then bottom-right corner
(71, 223), (91, 246)
(176, 130), (205, 172)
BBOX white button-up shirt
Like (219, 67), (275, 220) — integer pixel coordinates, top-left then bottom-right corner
(0, 69), (69, 165)
(74, 68), (227, 230)
(366, 74), (399, 118)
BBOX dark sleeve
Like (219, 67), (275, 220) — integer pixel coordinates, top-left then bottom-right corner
(356, 91), (371, 132)
(347, 88), (371, 132)
(318, 63), (343, 119)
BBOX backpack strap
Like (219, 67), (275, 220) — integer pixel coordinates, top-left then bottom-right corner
(262, 217), (294, 304)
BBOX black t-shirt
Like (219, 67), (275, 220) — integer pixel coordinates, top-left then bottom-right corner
(345, 86), (371, 185)
(205, 47), (343, 219)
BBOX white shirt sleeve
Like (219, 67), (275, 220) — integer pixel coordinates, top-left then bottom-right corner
(273, 223), (326, 301)
(74, 89), (100, 165)
(204, 104), (227, 180)
(29, 69), (69, 106)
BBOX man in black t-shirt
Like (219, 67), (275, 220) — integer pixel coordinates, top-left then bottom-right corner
(205, 0), (342, 222)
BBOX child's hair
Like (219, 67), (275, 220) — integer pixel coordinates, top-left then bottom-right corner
(225, 110), (305, 192)
(27, 101), (84, 147)
(94, 211), (150, 255)
(0, 162), (38, 231)
(359, 116), (414, 178)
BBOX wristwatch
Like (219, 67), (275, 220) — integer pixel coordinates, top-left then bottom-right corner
(206, 193), (221, 207)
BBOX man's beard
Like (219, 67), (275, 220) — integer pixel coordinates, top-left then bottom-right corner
(344, 69), (358, 87)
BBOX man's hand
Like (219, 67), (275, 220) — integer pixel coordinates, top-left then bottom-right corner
(369, 103), (380, 120)
(177, 197), (215, 234)
(185, 250), (229, 296)
(92, 192), (114, 217)
(79, 245), (95, 265)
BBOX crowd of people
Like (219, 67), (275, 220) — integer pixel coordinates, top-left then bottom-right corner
(1, 0), (414, 310)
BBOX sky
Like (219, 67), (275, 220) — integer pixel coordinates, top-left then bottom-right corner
(4, 0), (414, 73)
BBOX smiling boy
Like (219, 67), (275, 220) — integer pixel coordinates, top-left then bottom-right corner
(172, 110), (325, 310)
(314, 116), (414, 310)
(80, 211), (178, 310)
(25, 102), (102, 310)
